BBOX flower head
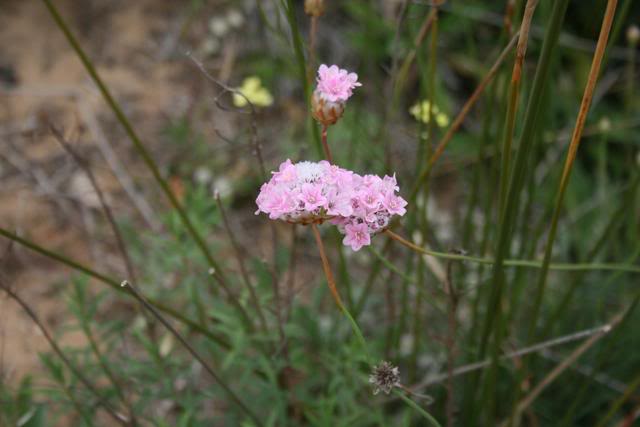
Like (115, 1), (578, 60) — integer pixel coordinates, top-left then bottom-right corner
(256, 160), (351, 225)
(256, 160), (407, 250)
(369, 361), (401, 395)
(311, 64), (361, 126)
(233, 76), (273, 107)
(315, 64), (361, 103)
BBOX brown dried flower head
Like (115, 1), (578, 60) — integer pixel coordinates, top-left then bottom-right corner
(369, 361), (401, 395)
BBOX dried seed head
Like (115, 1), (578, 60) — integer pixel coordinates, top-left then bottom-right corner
(369, 361), (401, 395)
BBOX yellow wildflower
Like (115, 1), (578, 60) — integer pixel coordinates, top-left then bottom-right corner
(409, 100), (449, 128)
(233, 76), (273, 108)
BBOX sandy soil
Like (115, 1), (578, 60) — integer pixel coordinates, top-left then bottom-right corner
(0, 0), (204, 392)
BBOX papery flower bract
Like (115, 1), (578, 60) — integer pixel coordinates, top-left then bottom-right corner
(233, 76), (273, 107)
(410, 100), (449, 128)
(256, 160), (407, 251)
(312, 64), (361, 126)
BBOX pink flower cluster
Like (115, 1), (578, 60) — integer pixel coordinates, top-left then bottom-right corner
(256, 160), (407, 251)
(315, 64), (361, 103)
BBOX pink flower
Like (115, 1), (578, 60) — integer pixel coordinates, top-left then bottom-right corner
(343, 222), (371, 251)
(299, 183), (327, 210)
(273, 159), (297, 183)
(326, 189), (353, 217)
(384, 194), (407, 216)
(359, 187), (382, 209)
(256, 160), (408, 249)
(316, 64), (361, 103)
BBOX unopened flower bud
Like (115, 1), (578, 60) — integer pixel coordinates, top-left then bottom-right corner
(304, 0), (325, 17)
(627, 25), (640, 46)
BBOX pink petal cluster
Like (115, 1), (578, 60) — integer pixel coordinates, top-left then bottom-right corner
(256, 160), (407, 251)
(315, 64), (362, 103)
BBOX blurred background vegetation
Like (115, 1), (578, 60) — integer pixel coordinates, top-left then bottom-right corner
(0, 0), (639, 425)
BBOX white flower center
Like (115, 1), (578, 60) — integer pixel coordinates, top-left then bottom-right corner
(295, 161), (324, 182)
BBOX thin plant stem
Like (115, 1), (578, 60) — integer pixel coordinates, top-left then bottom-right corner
(559, 255), (640, 425)
(507, 320), (619, 427)
(120, 280), (264, 427)
(394, 390), (443, 427)
(444, 261), (459, 427)
(475, 0), (570, 374)
(0, 227), (230, 347)
(384, 230), (640, 273)
(541, 172), (639, 337)
(310, 223), (370, 363)
(310, 223), (344, 308)
(282, 0), (322, 157)
(498, 0), (539, 217)
(321, 125), (333, 163)
(49, 125), (137, 284)
(0, 281), (129, 426)
(50, 124), (156, 344)
(409, 32), (519, 201)
(411, 322), (616, 390)
(394, 7), (436, 98)
(426, 6), (439, 153)
(308, 15), (319, 80)
(387, 0), (410, 94)
(353, 238), (394, 317)
(214, 192), (268, 334)
(526, 0), (618, 344)
(596, 373), (640, 427)
(601, 0), (633, 70)
(40, 0), (252, 327)
(285, 225), (297, 322)
(78, 305), (138, 426)
(263, 259), (288, 356)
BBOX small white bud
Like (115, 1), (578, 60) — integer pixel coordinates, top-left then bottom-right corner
(209, 17), (229, 37)
(208, 267), (216, 275)
(597, 117), (612, 133)
(627, 25), (640, 45)
(226, 9), (244, 28)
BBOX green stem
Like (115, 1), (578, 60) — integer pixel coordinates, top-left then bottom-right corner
(469, 0), (570, 421)
(525, 0), (618, 343)
(385, 230), (640, 273)
(282, 0), (322, 157)
(395, 390), (443, 427)
(477, 0), (570, 362)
